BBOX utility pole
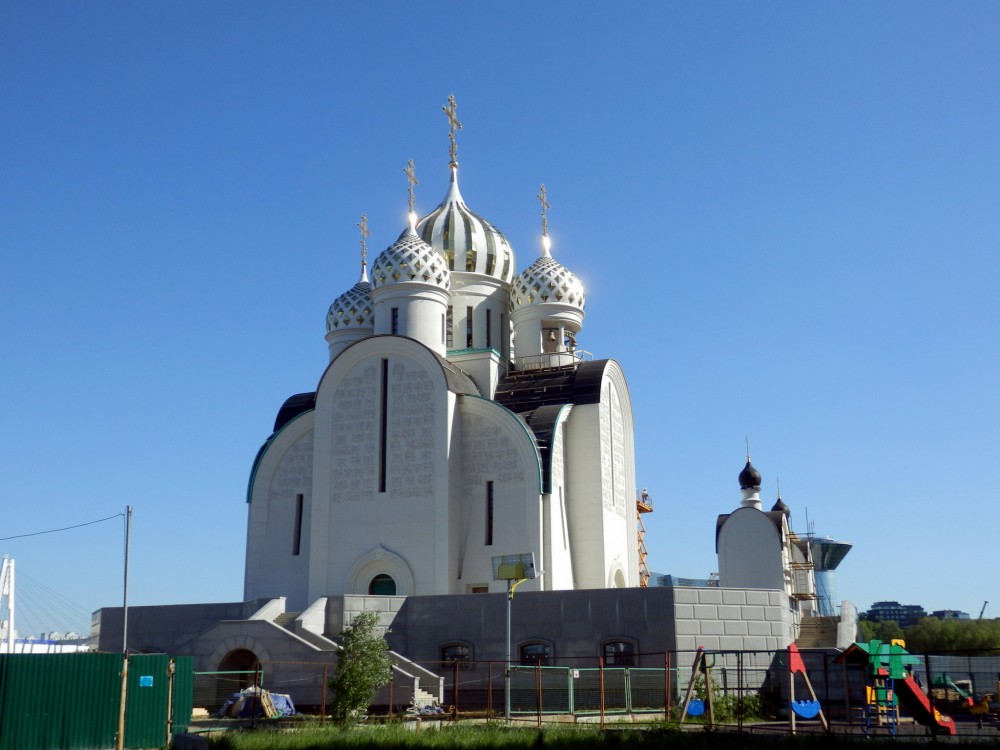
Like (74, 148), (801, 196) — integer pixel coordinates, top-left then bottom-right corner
(116, 505), (132, 750)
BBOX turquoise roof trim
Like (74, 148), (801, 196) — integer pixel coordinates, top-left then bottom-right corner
(245, 409), (314, 504)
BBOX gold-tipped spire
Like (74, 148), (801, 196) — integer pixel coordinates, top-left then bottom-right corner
(357, 213), (371, 267)
(404, 159), (419, 213)
(442, 94), (462, 167)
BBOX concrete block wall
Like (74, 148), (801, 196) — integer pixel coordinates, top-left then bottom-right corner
(325, 595), (407, 638)
(672, 587), (794, 652)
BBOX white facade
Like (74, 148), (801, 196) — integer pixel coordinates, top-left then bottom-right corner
(716, 460), (825, 621)
(244, 160), (638, 611)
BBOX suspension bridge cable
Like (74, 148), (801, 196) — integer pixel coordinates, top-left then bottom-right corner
(18, 570), (93, 617)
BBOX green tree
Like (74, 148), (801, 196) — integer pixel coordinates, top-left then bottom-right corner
(905, 617), (1000, 654)
(329, 610), (392, 724)
(859, 619), (905, 643)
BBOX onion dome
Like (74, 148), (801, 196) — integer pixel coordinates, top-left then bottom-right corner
(326, 266), (373, 334)
(417, 167), (516, 283)
(738, 460), (762, 491)
(372, 219), (451, 291)
(509, 237), (586, 311)
(771, 496), (790, 516)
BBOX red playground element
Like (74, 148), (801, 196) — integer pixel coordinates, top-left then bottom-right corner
(836, 641), (957, 736)
(896, 673), (957, 736)
(787, 644), (829, 734)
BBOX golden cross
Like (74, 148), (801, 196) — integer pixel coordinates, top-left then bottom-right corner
(537, 184), (551, 237)
(404, 159), (418, 213)
(357, 213), (371, 264)
(442, 94), (462, 167)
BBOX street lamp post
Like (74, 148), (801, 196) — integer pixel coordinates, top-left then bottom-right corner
(492, 553), (537, 725)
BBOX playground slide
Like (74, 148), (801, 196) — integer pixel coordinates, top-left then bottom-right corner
(896, 674), (956, 735)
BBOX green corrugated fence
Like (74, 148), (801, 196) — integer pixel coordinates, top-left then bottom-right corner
(0, 652), (193, 750)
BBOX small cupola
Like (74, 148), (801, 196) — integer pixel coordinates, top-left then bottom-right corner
(738, 455), (763, 510)
(370, 161), (451, 356)
(325, 215), (375, 361)
(509, 185), (585, 368)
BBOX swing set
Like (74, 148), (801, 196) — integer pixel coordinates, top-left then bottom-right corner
(679, 644), (827, 733)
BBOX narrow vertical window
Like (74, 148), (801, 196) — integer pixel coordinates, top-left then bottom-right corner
(292, 493), (304, 556)
(446, 306), (454, 348)
(501, 313), (507, 357)
(391, 307), (399, 335)
(486, 481), (494, 546)
(466, 306), (474, 348)
(441, 314), (446, 345)
(486, 309), (492, 349)
(379, 358), (388, 492)
(559, 487), (568, 549)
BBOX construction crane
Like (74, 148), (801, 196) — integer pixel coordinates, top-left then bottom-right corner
(979, 601), (988, 619)
(637, 488), (653, 587)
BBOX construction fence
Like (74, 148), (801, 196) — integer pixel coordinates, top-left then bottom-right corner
(196, 649), (999, 724)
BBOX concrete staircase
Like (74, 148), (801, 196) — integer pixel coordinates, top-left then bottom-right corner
(249, 597), (444, 710)
(796, 615), (839, 647)
(273, 612), (300, 629)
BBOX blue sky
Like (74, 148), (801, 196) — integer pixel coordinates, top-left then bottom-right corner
(2, 2), (998, 636)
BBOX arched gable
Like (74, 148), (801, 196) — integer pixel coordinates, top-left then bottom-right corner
(458, 395), (542, 494)
(247, 410), (314, 505)
(244, 411), (314, 607)
(309, 335), (472, 599)
(453, 395), (543, 592)
(717, 507), (785, 590)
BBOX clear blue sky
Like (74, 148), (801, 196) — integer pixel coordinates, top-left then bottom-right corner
(2, 2), (998, 636)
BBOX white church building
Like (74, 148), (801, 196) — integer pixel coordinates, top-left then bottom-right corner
(244, 145), (636, 607)
(94, 99), (854, 710)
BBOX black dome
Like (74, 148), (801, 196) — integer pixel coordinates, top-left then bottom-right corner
(771, 497), (790, 516)
(738, 460), (762, 490)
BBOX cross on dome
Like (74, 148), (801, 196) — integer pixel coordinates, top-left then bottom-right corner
(357, 213), (371, 267)
(537, 184), (552, 255)
(404, 159), (419, 214)
(442, 94), (462, 168)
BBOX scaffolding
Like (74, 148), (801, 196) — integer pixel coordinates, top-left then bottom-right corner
(636, 490), (653, 587)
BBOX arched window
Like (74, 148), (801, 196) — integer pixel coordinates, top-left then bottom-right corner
(441, 642), (473, 669)
(520, 641), (552, 666)
(369, 574), (396, 595)
(601, 639), (636, 667)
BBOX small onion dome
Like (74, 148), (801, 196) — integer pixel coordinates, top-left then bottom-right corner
(738, 460), (762, 490)
(509, 242), (586, 311)
(417, 168), (516, 283)
(771, 497), (790, 516)
(326, 272), (373, 334)
(372, 223), (451, 291)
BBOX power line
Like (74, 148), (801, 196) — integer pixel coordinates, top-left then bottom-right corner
(0, 512), (124, 541)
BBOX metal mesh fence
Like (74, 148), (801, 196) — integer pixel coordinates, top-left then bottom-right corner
(193, 670), (260, 715)
(193, 650), (1000, 729)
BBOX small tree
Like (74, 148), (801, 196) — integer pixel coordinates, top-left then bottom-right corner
(329, 610), (392, 724)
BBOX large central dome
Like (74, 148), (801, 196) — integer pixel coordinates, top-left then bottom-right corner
(417, 167), (516, 284)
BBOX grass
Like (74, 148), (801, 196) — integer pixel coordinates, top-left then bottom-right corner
(205, 721), (1000, 750)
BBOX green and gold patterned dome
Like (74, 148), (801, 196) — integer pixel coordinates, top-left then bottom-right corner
(372, 221), (451, 291)
(417, 167), (516, 284)
(325, 272), (373, 333)
(509, 238), (585, 312)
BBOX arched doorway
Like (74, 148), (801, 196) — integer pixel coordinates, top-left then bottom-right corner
(217, 647), (261, 709)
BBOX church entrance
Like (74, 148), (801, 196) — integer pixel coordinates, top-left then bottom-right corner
(218, 647), (260, 692)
